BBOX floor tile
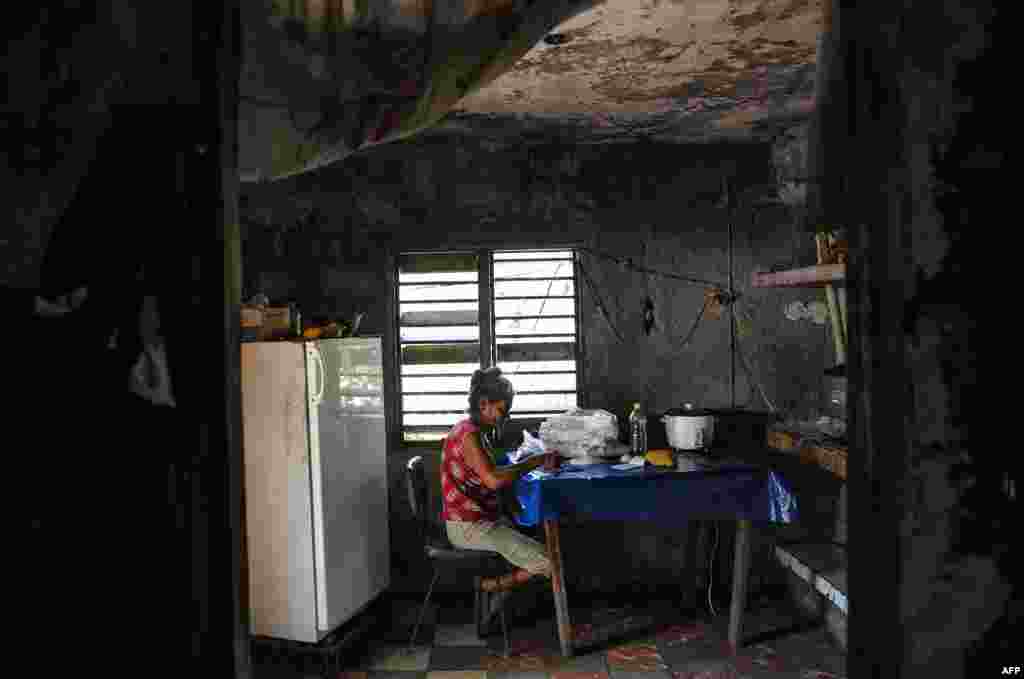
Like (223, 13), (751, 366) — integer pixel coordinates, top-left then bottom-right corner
(606, 643), (667, 673)
(482, 654), (551, 674)
(429, 646), (497, 670)
(377, 623), (437, 645)
(608, 671), (670, 679)
(426, 671), (488, 679)
(554, 652), (608, 674)
(743, 642), (798, 674)
(438, 601), (478, 625)
(490, 672), (549, 679)
(435, 623), (489, 647)
(553, 672), (609, 679)
(390, 601), (439, 627)
(765, 630), (845, 676)
(655, 623), (712, 650)
(363, 645), (432, 671)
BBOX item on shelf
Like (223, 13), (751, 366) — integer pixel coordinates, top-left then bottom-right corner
(262, 305), (293, 339)
(799, 443), (848, 480)
(767, 426), (803, 451)
(303, 321), (341, 340)
(240, 304), (264, 341)
(644, 449), (675, 467)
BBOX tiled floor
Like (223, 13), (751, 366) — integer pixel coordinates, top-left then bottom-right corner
(252, 589), (846, 679)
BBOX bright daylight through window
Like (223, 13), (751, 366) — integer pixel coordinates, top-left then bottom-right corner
(397, 249), (580, 443)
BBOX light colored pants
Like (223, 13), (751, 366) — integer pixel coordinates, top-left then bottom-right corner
(446, 518), (552, 577)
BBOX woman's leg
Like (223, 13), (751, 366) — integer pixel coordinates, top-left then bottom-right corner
(447, 519), (552, 584)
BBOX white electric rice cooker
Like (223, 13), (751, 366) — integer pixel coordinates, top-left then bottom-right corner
(661, 403), (716, 451)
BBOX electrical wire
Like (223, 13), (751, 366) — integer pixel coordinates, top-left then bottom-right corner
(676, 297), (710, 354)
(576, 256), (626, 344)
(577, 246), (728, 292)
(707, 521), (719, 617)
(732, 311), (778, 413)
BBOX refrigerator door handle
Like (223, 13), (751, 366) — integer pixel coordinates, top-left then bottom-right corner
(311, 344), (326, 404)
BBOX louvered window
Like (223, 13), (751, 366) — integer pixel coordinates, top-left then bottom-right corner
(397, 249), (581, 443)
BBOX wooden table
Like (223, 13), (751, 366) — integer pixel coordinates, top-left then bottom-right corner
(542, 516), (753, 656)
(506, 461), (795, 657)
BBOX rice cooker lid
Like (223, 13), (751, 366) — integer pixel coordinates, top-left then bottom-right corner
(664, 403), (715, 417)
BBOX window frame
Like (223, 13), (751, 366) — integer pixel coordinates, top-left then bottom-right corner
(391, 246), (586, 448)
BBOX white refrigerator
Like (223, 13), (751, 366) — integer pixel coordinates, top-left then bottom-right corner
(241, 337), (390, 643)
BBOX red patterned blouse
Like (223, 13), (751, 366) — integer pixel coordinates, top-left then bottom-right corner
(441, 419), (501, 523)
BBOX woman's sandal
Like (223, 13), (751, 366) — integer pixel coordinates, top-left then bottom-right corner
(480, 570), (531, 592)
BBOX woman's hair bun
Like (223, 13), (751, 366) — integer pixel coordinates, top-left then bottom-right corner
(470, 366), (503, 390)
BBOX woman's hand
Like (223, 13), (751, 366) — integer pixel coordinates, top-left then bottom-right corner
(542, 451), (563, 471)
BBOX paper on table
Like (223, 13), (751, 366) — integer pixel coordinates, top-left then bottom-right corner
(611, 456), (646, 471)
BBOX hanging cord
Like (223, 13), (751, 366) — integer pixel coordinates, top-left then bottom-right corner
(676, 295), (711, 353)
(707, 522), (719, 617)
(577, 256), (626, 344)
(577, 246), (728, 292)
(731, 308), (778, 413)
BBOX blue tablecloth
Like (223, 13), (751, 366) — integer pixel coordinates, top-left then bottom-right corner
(499, 459), (798, 528)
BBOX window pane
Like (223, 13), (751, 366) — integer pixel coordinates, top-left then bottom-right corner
(498, 360), (577, 373)
(510, 393), (578, 412)
(399, 253), (478, 274)
(403, 393), (470, 411)
(497, 336), (575, 345)
(398, 248), (579, 445)
(493, 260), (573, 279)
(402, 342), (480, 365)
(401, 375), (475, 393)
(402, 363), (479, 375)
(495, 318), (576, 336)
(494, 250), (573, 261)
(400, 283), (479, 302)
(400, 304), (478, 326)
(398, 271), (478, 284)
(495, 279), (574, 298)
(403, 431), (448, 443)
(403, 413), (465, 427)
(497, 341), (575, 363)
(401, 326), (480, 342)
(495, 298), (575, 317)
(502, 372), (576, 392)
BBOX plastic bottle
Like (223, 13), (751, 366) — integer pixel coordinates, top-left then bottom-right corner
(629, 402), (647, 456)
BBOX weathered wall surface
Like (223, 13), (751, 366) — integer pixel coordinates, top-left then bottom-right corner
(240, 134), (841, 598)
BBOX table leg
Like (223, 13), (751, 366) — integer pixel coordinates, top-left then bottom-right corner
(728, 518), (753, 652)
(544, 518), (573, 657)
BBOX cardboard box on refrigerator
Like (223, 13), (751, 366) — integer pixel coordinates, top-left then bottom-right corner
(261, 306), (292, 339)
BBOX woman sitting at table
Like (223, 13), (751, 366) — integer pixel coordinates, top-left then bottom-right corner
(442, 367), (557, 592)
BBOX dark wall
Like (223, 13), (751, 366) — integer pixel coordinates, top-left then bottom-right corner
(239, 135), (839, 597)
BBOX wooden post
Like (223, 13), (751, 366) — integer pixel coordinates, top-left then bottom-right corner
(727, 519), (752, 652)
(544, 519), (574, 657)
(817, 233), (846, 364)
(176, 0), (249, 676)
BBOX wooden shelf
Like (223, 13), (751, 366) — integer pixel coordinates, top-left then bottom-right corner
(752, 264), (845, 288)
(767, 431), (847, 480)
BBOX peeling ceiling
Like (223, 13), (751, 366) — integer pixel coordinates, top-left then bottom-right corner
(444, 0), (824, 140)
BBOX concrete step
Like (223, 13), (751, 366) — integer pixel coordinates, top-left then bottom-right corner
(776, 541), (847, 651)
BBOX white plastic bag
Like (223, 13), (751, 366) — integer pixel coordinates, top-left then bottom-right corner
(507, 429), (546, 464)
